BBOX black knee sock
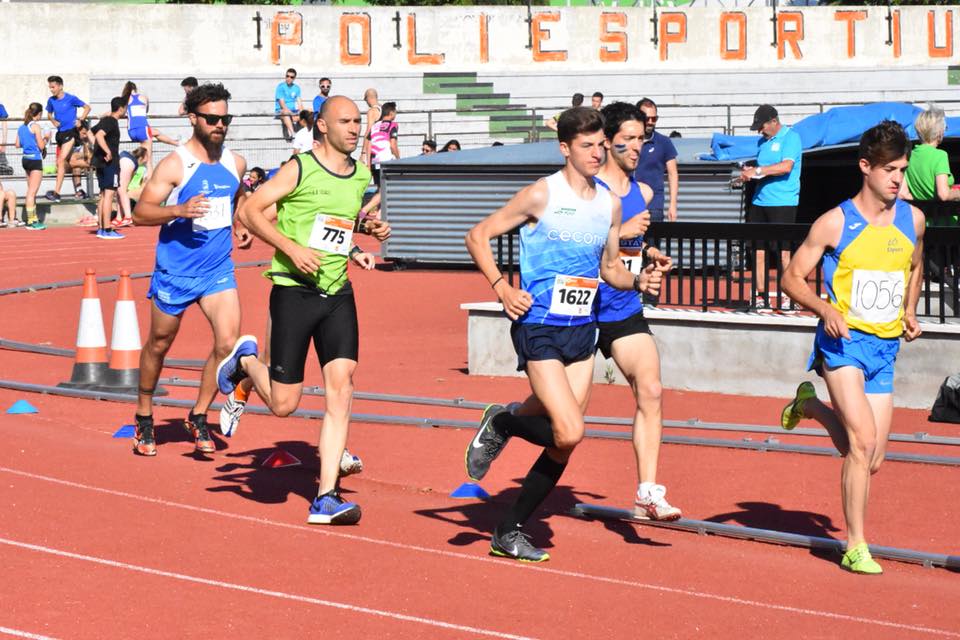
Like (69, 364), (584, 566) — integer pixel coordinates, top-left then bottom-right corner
(500, 450), (567, 532)
(493, 412), (556, 448)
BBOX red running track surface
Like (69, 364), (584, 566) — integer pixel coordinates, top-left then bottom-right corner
(0, 226), (958, 639)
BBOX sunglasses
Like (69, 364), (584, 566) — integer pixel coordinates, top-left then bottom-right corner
(647, 116), (659, 123)
(286, 74), (296, 79)
(194, 112), (233, 126)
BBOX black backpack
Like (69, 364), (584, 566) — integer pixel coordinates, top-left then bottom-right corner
(930, 374), (960, 424)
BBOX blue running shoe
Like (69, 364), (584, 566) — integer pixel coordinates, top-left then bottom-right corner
(216, 335), (258, 395)
(307, 491), (362, 525)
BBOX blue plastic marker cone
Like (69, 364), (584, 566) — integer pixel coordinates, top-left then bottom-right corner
(451, 482), (490, 500)
(113, 425), (136, 438)
(6, 399), (38, 415)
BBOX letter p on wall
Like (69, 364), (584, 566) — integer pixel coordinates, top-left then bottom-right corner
(271, 12), (303, 65)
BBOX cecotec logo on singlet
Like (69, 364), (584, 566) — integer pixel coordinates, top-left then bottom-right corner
(546, 229), (605, 246)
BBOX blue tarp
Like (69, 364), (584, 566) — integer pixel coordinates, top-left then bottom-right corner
(704, 102), (960, 162)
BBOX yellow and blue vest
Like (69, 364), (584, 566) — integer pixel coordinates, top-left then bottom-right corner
(822, 199), (915, 339)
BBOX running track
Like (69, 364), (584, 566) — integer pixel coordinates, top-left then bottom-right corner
(0, 227), (957, 639)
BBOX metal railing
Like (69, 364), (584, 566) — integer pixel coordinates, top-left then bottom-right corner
(496, 221), (960, 324)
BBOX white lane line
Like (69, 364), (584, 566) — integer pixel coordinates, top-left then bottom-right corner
(0, 626), (59, 640)
(0, 537), (534, 640)
(1, 465), (957, 638)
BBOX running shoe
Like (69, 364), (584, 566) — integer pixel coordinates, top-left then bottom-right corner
(76, 189), (88, 199)
(11, 219), (25, 228)
(219, 390), (246, 437)
(339, 449), (364, 476)
(76, 214), (98, 227)
(44, 190), (61, 202)
(0, 221), (6, 228)
(841, 542), (883, 575)
(781, 381), (816, 431)
(98, 229), (124, 240)
(185, 412), (216, 454)
(216, 335), (258, 395)
(465, 404), (510, 481)
(307, 491), (361, 525)
(133, 414), (157, 457)
(26, 221), (47, 231)
(490, 526), (550, 563)
(634, 484), (682, 521)
(118, 217), (133, 227)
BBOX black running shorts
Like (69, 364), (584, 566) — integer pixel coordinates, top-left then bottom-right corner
(510, 322), (597, 372)
(596, 310), (653, 360)
(747, 204), (797, 224)
(268, 283), (359, 384)
(55, 128), (80, 147)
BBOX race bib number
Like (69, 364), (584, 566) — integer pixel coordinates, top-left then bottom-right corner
(192, 196), (232, 231)
(128, 104), (147, 118)
(549, 275), (598, 317)
(619, 249), (643, 276)
(850, 270), (905, 324)
(307, 214), (353, 255)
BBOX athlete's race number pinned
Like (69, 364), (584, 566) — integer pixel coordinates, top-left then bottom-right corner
(307, 214), (353, 255)
(850, 269), (905, 324)
(128, 104), (147, 119)
(619, 249), (643, 275)
(549, 275), (598, 317)
(193, 196), (232, 231)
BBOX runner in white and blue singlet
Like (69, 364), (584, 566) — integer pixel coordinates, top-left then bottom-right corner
(463, 107), (663, 562)
(130, 83), (253, 459)
(594, 102), (680, 522)
(121, 81), (179, 171)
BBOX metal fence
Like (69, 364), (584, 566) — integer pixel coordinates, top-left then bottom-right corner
(496, 221), (960, 324)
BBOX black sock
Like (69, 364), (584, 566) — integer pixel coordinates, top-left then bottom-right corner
(500, 450), (567, 532)
(493, 412), (556, 448)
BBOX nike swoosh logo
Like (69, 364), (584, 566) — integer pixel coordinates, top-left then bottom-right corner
(508, 545), (519, 555)
(471, 430), (487, 449)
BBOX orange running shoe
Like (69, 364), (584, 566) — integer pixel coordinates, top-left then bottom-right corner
(133, 414), (157, 457)
(185, 412), (215, 454)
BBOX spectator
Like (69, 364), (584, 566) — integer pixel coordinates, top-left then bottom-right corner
(16, 103), (47, 229)
(291, 110), (315, 155)
(68, 119), (93, 200)
(0, 178), (15, 227)
(359, 88), (382, 166)
(245, 166), (266, 192)
(313, 77), (331, 113)
(0, 101), (10, 174)
(903, 104), (958, 202)
(634, 98), (678, 223)
(440, 139), (461, 152)
(178, 76), (198, 116)
(45, 75), (91, 202)
(546, 93), (584, 131)
(492, 141), (504, 147)
(421, 139), (437, 155)
(368, 101), (399, 188)
(669, 130), (682, 139)
(591, 91), (604, 110)
(91, 97), (126, 239)
(120, 81), (178, 171)
(117, 146), (148, 224)
(738, 103), (803, 311)
(275, 67), (302, 142)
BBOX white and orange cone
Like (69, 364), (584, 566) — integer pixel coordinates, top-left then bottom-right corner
(59, 268), (108, 388)
(102, 270), (142, 392)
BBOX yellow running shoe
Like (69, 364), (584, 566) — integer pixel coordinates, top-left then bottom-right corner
(781, 381), (816, 431)
(841, 542), (883, 575)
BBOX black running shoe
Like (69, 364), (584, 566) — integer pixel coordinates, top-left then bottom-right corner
(185, 412), (215, 454)
(133, 414), (157, 456)
(490, 526), (550, 563)
(465, 404), (510, 481)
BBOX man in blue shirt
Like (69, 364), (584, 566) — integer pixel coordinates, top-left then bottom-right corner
(44, 75), (90, 202)
(275, 67), (302, 143)
(313, 77), (331, 114)
(738, 104), (803, 310)
(633, 98), (679, 223)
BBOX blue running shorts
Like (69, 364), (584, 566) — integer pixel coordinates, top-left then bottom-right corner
(510, 322), (598, 372)
(807, 324), (900, 394)
(128, 126), (152, 143)
(147, 268), (237, 316)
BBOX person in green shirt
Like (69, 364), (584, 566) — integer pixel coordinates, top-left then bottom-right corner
(903, 104), (959, 202)
(217, 95), (390, 526)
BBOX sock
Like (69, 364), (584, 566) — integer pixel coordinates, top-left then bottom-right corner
(638, 481), (656, 499)
(500, 450), (567, 532)
(493, 412), (556, 448)
(25, 207), (36, 224)
(234, 383), (250, 403)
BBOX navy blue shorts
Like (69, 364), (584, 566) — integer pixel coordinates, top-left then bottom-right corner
(147, 268), (237, 316)
(510, 322), (597, 372)
(96, 162), (119, 191)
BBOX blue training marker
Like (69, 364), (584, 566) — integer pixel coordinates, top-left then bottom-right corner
(451, 482), (490, 500)
(113, 425), (136, 438)
(6, 399), (39, 415)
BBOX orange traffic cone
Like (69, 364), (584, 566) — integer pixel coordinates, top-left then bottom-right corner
(101, 270), (142, 392)
(59, 268), (108, 389)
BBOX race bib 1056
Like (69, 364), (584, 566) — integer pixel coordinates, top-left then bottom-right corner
(549, 275), (598, 317)
(192, 195), (232, 231)
(849, 269), (905, 324)
(307, 214), (353, 255)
